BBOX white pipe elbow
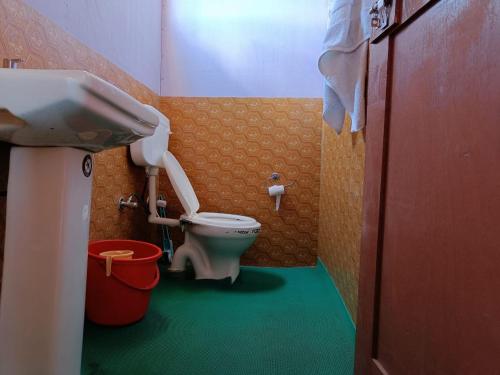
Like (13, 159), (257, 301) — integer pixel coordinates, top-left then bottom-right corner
(148, 215), (180, 227)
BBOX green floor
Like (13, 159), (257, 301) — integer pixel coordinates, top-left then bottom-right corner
(82, 263), (355, 375)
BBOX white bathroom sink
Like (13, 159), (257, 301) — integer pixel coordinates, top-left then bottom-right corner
(0, 68), (161, 374)
(0, 68), (159, 152)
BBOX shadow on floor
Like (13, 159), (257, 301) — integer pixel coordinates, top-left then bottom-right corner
(163, 267), (286, 293)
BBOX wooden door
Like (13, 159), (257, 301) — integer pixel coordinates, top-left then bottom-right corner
(355, 0), (500, 374)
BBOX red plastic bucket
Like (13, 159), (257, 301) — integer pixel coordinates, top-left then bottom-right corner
(86, 240), (162, 326)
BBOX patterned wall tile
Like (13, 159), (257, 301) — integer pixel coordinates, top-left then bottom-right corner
(159, 97), (322, 266)
(318, 120), (365, 322)
(0, 0), (158, 292)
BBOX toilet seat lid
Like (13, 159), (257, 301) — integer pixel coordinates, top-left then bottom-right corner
(162, 151), (200, 217)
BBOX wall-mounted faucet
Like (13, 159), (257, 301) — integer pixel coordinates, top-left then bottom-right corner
(2, 58), (24, 69)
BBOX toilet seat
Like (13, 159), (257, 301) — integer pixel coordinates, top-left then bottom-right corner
(181, 212), (261, 239)
(183, 212), (260, 229)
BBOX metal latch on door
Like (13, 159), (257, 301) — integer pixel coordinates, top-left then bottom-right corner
(369, 0), (392, 29)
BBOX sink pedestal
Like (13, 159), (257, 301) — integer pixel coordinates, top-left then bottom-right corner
(0, 147), (93, 374)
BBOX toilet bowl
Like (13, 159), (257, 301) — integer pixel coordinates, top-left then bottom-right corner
(131, 106), (261, 282)
(172, 213), (261, 282)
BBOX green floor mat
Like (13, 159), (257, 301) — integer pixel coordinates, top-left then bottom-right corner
(82, 263), (355, 375)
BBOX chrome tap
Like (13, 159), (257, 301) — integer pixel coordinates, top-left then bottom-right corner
(118, 195), (139, 210)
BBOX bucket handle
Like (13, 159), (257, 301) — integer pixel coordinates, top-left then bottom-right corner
(98, 263), (160, 291)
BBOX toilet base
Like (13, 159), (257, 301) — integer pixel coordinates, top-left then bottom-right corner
(194, 259), (241, 283)
(169, 231), (251, 283)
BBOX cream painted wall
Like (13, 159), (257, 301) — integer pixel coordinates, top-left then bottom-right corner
(161, 0), (328, 97)
(24, 0), (162, 93)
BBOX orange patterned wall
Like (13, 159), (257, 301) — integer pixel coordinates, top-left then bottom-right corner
(0, 0), (159, 290)
(159, 98), (322, 266)
(318, 120), (365, 322)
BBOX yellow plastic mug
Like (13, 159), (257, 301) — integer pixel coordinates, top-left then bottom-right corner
(99, 250), (134, 277)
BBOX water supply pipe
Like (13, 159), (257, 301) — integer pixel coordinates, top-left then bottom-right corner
(146, 167), (180, 227)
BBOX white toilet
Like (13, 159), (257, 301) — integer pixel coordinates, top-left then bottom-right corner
(131, 106), (261, 282)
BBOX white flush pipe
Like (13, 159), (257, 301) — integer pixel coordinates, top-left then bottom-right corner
(146, 167), (180, 227)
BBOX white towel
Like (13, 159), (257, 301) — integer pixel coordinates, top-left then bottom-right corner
(318, 0), (371, 134)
